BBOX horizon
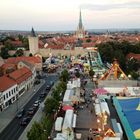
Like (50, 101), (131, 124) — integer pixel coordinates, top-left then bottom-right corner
(0, 27), (140, 33)
(0, 0), (140, 31)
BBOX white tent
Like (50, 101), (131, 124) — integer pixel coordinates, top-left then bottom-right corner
(62, 110), (74, 132)
(101, 102), (110, 115)
(94, 103), (101, 115)
(55, 117), (63, 131)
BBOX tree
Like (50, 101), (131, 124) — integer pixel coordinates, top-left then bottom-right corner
(29, 53), (33, 57)
(44, 97), (59, 114)
(27, 122), (44, 140)
(0, 47), (10, 59)
(42, 116), (53, 135)
(22, 37), (29, 50)
(58, 81), (67, 95)
(18, 34), (23, 41)
(14, 49), (24, 57)
(52, 87), (61, 101)
(89, 69), (95, 80)
(126, 58), (140, 72)
(86, 38), (91, 43)
(75, 70), (81, 78)
(59, 69), (70, 82)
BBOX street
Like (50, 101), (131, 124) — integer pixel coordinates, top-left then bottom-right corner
(0, 73), (58, 140)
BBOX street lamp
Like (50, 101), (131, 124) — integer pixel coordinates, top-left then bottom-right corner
(128, 74), (131, 79)
(120, 74), (124, 80)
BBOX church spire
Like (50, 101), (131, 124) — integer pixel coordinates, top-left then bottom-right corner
(75, 9), (85, 38)
(78, 9), (83, 30)
(31, 27), (36, 37)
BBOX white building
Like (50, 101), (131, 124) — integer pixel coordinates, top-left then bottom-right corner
(0, 76), (18, 110)
(9, 67), (33, 98)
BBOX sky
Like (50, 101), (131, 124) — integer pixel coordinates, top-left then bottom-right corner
(0, 0), (140, 31)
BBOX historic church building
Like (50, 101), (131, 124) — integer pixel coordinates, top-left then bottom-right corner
(75, 10), (85, 39)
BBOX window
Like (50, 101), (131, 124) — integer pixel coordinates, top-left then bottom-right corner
(6, 93), (8, 98)
(4, 95), (5, 100)
(9, 91), (11, 97)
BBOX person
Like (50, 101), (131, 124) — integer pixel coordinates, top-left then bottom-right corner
(87, 136), (90, 140)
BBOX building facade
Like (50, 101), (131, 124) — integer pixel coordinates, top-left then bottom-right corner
(0, 76), (18, 110)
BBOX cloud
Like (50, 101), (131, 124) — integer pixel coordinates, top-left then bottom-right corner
(80, 1), (140, 11)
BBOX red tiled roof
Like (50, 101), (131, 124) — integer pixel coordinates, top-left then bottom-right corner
(2, 63), (16, 69)
(11, 40), (22, 46)
(6, 56), (42, 65)
(0, 75), (16, 92)
(9, 67), (32, 84)
(127, 53), (140, 61)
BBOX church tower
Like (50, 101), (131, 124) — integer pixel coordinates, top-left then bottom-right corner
(28, 27), (39, 55)
(76, 10), (85, 38)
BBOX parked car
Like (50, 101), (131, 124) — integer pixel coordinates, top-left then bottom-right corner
(34, 80), (40, 85)
(16, 108), (25, 118)
(50, 81), (54, 86)
(33, 100), (40, 107)
(46, 84), (51, 90)
(20, 116), (31, 126)
(27, 107), (35, 115)
(39, 92), (47, 98)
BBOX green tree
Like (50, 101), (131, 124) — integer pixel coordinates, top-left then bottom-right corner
(0, 47), (10, 59)
(75, 70), (81, 78)
(27, 122), (44, 140)
(86, 38), (91, 43)
(4, 41), (13, 50)
(29, 53), (33, 57)
(22, 37), (29, 50)
(59, 69), (70, 82)
(14, 49), (24, 57)
(89, 69), (95, 80)
(42, 116), (53, 135)
(127, 58), (140, 72)
(58, 81), (67, 95)
(18, 34), (23, 41)
(44, 97), (59, 114)
(52, 87), (61, 101)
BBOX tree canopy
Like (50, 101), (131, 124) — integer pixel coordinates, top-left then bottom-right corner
(44, 97), (59, 114)
(97, 40), (140, 72)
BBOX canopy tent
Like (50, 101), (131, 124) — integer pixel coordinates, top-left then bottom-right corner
(55, 117), (63, 131)
(62, 105), (74, 111)
(94, 88), (108, 95)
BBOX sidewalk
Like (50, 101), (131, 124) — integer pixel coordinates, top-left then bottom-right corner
(0, 80), (45, 133)
(19, 80), (59, 140)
